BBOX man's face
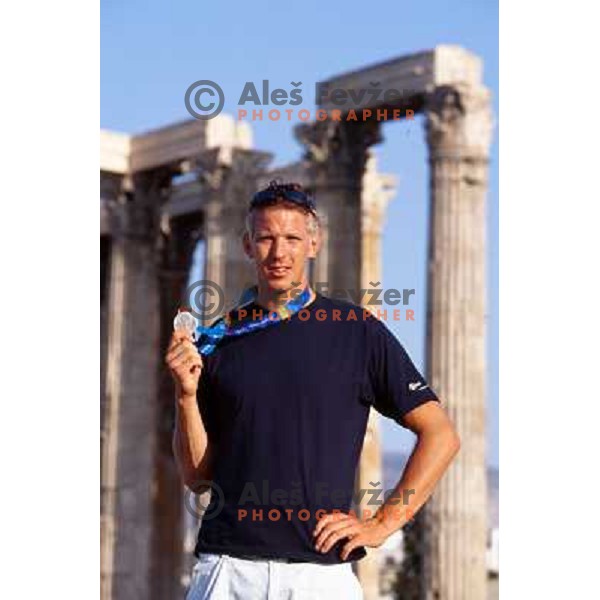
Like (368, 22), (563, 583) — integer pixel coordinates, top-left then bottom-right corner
(243, 205), (319, 295)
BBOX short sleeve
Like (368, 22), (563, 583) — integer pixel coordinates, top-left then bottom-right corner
(363, 317), (439, 423)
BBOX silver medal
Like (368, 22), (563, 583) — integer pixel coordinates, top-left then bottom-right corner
(173, 311), (198, 340)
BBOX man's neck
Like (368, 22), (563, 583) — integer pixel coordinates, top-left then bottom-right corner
(255, 281), (315, 312)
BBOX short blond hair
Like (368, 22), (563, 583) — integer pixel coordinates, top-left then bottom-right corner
(245, 200), (320, 237)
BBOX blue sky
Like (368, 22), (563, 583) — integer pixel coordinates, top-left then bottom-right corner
(101, 0), (498, 467)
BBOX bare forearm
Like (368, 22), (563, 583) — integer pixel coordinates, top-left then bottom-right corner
(172, 394), (213, 489)
(375, 427), (460, 533)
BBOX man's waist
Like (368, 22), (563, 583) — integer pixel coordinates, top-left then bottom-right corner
(224, 551), (307, 564)
(194, 539), (362, 564)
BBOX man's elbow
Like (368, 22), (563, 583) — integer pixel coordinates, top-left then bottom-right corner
(174, 465), (211, 491)
(172, 438), (214, 490)
(435, 405), (461, 458)
(446, 425), (461, 458)
(186, 474), (214, 494)
(182, 458), (214, 492)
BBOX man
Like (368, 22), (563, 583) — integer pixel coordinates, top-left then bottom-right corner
(166, 181), (460, 599)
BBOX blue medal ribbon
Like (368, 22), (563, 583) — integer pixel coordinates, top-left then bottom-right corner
(194, 285), (313, 356)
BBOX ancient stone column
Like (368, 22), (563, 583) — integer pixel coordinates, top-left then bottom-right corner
(182, 147), (272, 551)
(222, 147), (273, 303)
(357, 152), (396, 600)
(295, 120), (384, 600)
(361, 153), (396, 302)
(295, 120), (382, 294)
(422, 84), (494, 600)
(193, 148), (229, 325)
(101, 167), (173, 600)
(196, 147), (273, 316)
(153, 208), (205, 600)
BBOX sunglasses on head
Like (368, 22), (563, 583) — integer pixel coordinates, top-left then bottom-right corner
(250, 187), (317, 215)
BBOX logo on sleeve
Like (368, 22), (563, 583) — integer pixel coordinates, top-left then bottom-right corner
(408, 381), (428, 392)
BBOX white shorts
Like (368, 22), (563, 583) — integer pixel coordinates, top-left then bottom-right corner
(185, 552), (364, 599)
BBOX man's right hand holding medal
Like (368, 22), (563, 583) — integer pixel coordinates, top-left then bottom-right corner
(165, 330), (203, 399)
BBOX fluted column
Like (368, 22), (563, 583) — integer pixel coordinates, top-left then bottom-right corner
(422, 84), (493, 600)
(196, 147), (272, 315)
(296, 121), (384, 600)
(101, 167), (174, 600)
(356, 152), (396, 600)
(153, 207), (205, 600)
(295, 120), (382, 294)
(195, 149), (228, 324)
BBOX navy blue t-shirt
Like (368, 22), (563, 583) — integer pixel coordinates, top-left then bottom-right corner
(194, 292), (438, 564)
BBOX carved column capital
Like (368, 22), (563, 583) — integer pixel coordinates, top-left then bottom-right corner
(193, 147), (272, 197)
(295, 119), (383, 189)
(195, 147), (273, 244)
(425, 84), (494, 162)
(190, 148), (229, 191)
(124, 167), (174, 242)
(227, 148), (273, 200)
